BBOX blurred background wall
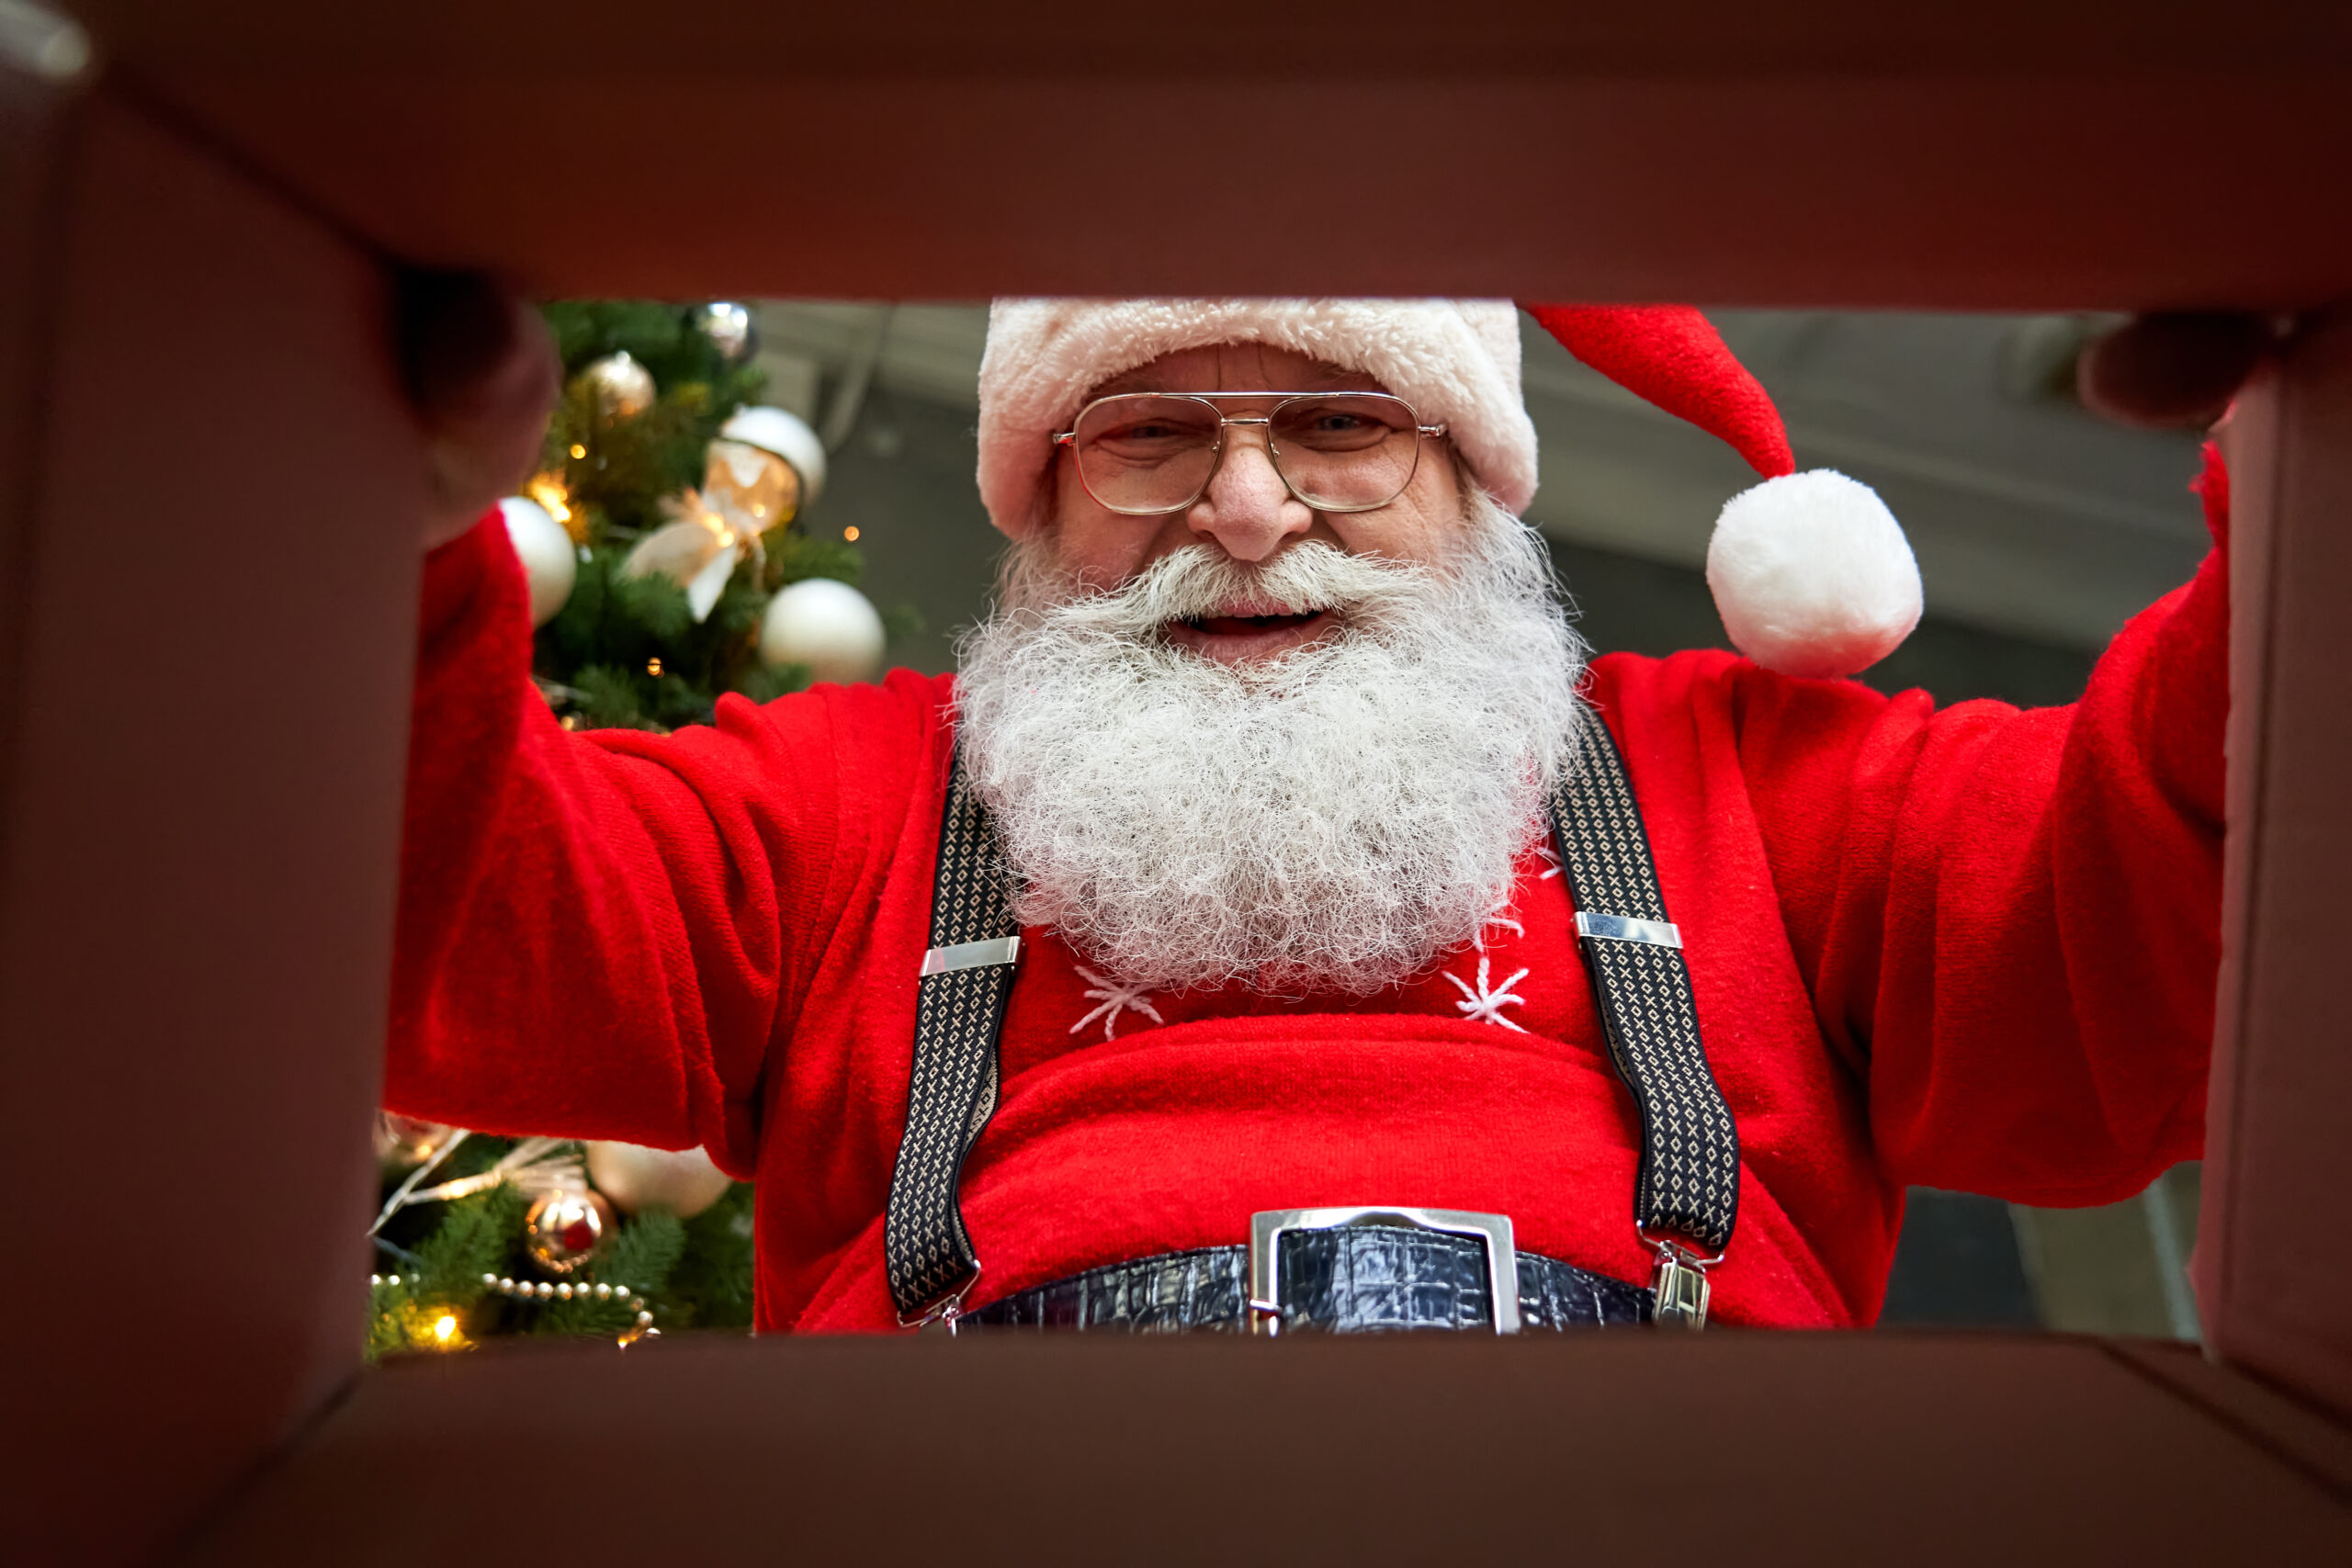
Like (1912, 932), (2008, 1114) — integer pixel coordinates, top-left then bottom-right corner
(752, 300), (2212, 1337)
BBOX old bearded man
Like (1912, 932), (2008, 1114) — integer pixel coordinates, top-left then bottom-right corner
(390, 299), (2225, 1333)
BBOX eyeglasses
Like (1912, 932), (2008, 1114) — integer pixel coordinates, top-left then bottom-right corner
(1052, 391), (1448, 516)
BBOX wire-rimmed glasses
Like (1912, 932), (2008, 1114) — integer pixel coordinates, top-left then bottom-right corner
(1052, 391), (1449, 516)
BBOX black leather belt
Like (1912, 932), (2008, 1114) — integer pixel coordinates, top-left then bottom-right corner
(963, 1222), (1651, 1334)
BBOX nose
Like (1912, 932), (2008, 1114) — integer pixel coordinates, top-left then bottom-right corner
(1184, 423), (1312, 563)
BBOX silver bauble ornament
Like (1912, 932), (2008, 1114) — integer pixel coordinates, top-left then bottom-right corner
(524, 1187), (614, 1275)
(586, 1141), (735, 1218)
(690, 301), (757, 366)
(580, 351), (656, 420)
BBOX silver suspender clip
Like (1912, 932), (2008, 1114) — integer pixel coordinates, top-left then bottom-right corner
(1573, 911), (1683, 948)
(899, 1264), (982, 1335)
(920, 935), (1022, 976)
(1642, 1228), (1724, 1330)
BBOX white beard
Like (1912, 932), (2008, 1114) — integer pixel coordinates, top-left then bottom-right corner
(953, 492), (1589, 996)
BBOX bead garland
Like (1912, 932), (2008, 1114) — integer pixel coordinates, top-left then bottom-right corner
(368, 1270), (657, 1332)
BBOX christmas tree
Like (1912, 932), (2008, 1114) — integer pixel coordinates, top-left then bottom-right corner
(368, 299), (893, 1357)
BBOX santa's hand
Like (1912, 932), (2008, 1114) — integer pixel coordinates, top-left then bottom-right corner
(2077, 311), (2278, 429)
(396, 269), (560, 551)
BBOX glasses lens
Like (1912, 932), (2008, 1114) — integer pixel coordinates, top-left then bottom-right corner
(1073, 395), (1222, 514)
(1269, 395), (1421, 511)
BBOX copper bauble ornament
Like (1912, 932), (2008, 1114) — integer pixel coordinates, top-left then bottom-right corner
(524, 1187), (614, 1275)
(690, 301), (757, 366)
(580, 351), (656, 420)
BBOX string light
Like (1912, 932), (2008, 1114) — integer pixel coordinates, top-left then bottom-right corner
(526, 475), (573, 525)
(646, 657), (663, 677)
(569, 444), (587, 459)
(843, 526), (861, 542)
(365, 1278), (477, 1352)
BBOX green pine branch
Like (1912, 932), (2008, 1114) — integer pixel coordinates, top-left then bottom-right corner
(535, 1209), (686, 1337)
(363, 299), (841, 1359)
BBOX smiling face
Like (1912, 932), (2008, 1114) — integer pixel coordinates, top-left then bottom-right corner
(1045, 344), (1468, 664)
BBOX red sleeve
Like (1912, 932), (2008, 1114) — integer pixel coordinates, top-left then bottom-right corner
(1740, 446), (2230, 1205)
(386, 512), (898, 1173)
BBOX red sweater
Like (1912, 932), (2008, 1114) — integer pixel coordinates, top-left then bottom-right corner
(389, 457), (2230, 1332)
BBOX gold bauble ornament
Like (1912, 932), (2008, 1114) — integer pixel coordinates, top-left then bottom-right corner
(702, 437), (800, 531)
(524, 1187), (614, 1275)
(375, 1111), (458, 1168)
(579, 351), (656, 420)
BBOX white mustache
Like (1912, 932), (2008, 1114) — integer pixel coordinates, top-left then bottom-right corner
(1025, 541), (1431, 645)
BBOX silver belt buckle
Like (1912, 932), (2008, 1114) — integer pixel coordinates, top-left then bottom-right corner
(1246, 1206), (1521, 1337)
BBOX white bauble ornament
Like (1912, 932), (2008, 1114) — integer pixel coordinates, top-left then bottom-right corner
(500, 495), (578, 627)
(760, 577), (886, 684)
(585, 1141), (735, 1219)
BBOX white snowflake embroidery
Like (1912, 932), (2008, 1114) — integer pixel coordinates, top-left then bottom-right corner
(1069, 964), (1164, 1043)
(1533, 842), (1563, 881)
(1445, 954), (1531, 1032)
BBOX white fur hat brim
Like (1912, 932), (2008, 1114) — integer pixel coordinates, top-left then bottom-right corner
(976, 299), (1537, 538)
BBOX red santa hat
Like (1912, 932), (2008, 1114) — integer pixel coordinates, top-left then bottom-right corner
(977, 299), (1920, 679)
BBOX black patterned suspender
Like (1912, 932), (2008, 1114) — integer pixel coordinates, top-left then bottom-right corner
(882, 752), (1022, 1326)
(884, 720), (1740, 1329)
(1547, 717), (1739, 1327)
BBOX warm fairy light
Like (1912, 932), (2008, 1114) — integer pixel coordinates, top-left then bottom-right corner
(433, 1314), (458, 1344)
(843, 526), (861, 542)
(526, 475), (572, 525)
(647, 657), (663, 677)
(751, 503), (767, 519)
(569, 444), (587, 459)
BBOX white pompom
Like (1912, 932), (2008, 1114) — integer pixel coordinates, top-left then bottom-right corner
(759, 577), (887, 683)
(1704, 469), (1921, 680)
(500, 495), (578, 628)
(584, 1141), (734, 1219)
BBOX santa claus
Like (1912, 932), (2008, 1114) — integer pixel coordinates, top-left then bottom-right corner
(391, 297), (2232, 1335)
